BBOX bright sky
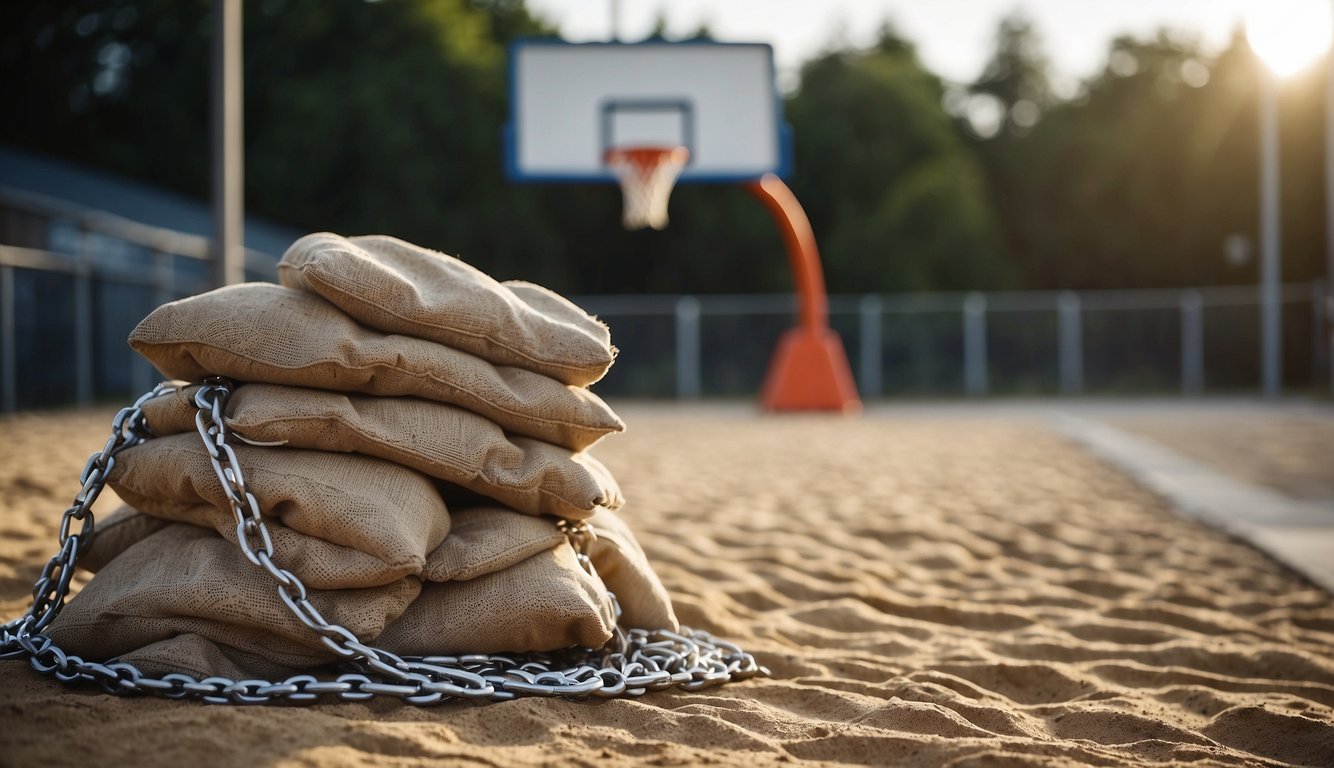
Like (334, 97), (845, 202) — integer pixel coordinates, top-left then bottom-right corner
(526, 0), (1260, 93)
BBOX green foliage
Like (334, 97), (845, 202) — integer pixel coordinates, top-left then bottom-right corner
(968, 20), (1326, 290)
(2, 3), (1328, 296)
(788, 28), (1007, 291)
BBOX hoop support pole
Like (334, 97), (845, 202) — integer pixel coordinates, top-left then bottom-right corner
(747, 174), (860, 413)
(747, 174), (827, 332)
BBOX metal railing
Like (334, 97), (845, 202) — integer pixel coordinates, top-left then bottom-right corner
(0, 186), (278, 411)
(576, 284), (1329, 400)
(0, 187), (1328, 409)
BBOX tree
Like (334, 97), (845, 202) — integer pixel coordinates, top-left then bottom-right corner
(969, 12), (1054, 138)
(786, 25), (1007, 292)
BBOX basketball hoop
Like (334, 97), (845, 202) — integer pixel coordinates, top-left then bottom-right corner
(604, 146), (689, 231)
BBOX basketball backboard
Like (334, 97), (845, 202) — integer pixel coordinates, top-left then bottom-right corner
(505, 40), (792, 183)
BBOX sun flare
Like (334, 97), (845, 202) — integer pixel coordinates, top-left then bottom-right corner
(1246, 0), (1334, 76)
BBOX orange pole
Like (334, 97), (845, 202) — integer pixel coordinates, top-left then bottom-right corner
(747, 173), (827, 332)
(748, 173), (859, 413)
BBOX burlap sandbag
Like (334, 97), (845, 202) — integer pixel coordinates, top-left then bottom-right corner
(394, 506), (672, 650)
(48, 524), (424, 677)
(379, 544), (614, 654)
(140, 383), (622, 521)
(50, 513), (624, 676)
(78, 505), (169, 574)
(107, 434), (451, 589)
(84, 504), (674, 633)
(585, 507), (679, 631)
(278, 233), (615, 387)
(389, 506), (616, 653)
(128, 283), (623, 450)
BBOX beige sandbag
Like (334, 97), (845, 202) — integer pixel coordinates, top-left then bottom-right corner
(586, 507), (679, 631)
(278, 233), (615, 386)
(79, 505), (169, 574)
(128, 283), (623, 451)
(140, 383), (623, 520)
(421, 506), (569, 583)
(48, 524), (423, 672)
(108, 434), (450, 589)
(417, 506), (676, 635)
(381, 544), (615, 654)
(51, 518), (620, 674)
(116, 633), (294, 680)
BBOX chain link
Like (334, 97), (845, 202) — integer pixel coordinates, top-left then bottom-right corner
(1, 379), (769, 704)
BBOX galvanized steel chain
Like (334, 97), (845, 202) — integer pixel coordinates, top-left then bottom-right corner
(1, 378), (768, 704)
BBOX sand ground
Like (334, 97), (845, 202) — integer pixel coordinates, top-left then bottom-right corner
(1, 403), (1332, 767)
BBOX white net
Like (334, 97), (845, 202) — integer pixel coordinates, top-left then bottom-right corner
(605, 147), (689, 231)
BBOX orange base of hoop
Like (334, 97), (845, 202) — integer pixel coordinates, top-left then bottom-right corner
(760, 327), (861, 413)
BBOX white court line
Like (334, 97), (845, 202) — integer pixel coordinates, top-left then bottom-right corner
(1054, 414), (1334, 594)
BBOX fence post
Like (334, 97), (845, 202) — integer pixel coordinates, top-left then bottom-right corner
(674, 296), (701, 399)
(1058, 291), (1083, 395)
(963, 292), (988, 396)
(1313, 280), (1326, 390)
(1, 265), (14, 413)
(1328, 282), (1334, 396)
(74, 229), (94, 406)
(858, 294), (882, 399)
(1180, 289), (1203, 396)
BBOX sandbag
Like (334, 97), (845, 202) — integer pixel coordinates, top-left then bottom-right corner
(48, 524), (424, 674)
(379, 544), (614, 654)
(585, 507), (679, 631)
(44, 231), (690, 685)
(79, 505), (169, 574)
(128, 283), (623, 450)
(49, 512), (623, 675)
(107, 434), (451, 589)
(278, 233), (615, 386)
(140, 383), (622, 520)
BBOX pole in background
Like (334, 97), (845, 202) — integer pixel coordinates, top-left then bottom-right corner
(962, 292), (988, 396)
(1245, 0), (1333, 396)
(1057, 291), (1084, 395)
(674, 296), (701, 399)
(1180, 289), (1204, 396)
(1258, 66), (1283, 399)
(211, 0), (244, 288)
(610, 0), (621, 42)
(747, 174), (860, 412)
(858, 295), (882, 398)
(1, 266), (14, 413)
(1327, 4), (1334, 392)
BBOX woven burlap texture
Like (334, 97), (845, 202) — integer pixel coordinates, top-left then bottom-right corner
(49, 524), (424, 674)
(51, 508), (623, 675)
(128, 283), (623, 451)
(107, 434), (451, 589)
(584, 507), (679, 631)
(278, 233), (615, 387)
(139, 383), (622, 521)
(77, 505), (169, 574)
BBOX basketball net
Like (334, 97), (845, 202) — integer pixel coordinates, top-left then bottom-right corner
(605, 146), (689, 230)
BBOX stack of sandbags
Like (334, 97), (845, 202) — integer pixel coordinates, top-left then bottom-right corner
(48, 233), (677, 680)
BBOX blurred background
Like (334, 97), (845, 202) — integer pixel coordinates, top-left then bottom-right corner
(1, 0), (1332, 407)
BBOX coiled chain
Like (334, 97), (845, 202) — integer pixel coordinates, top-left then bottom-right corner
(0, 378), (767, 704)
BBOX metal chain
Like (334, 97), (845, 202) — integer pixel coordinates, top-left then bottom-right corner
(1, 378), (768, 704)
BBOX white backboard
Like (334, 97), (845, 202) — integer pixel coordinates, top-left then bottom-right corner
(505, 41), (791, 183)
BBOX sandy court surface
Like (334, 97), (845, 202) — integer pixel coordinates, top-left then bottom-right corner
(1, 404), (1332, 767)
